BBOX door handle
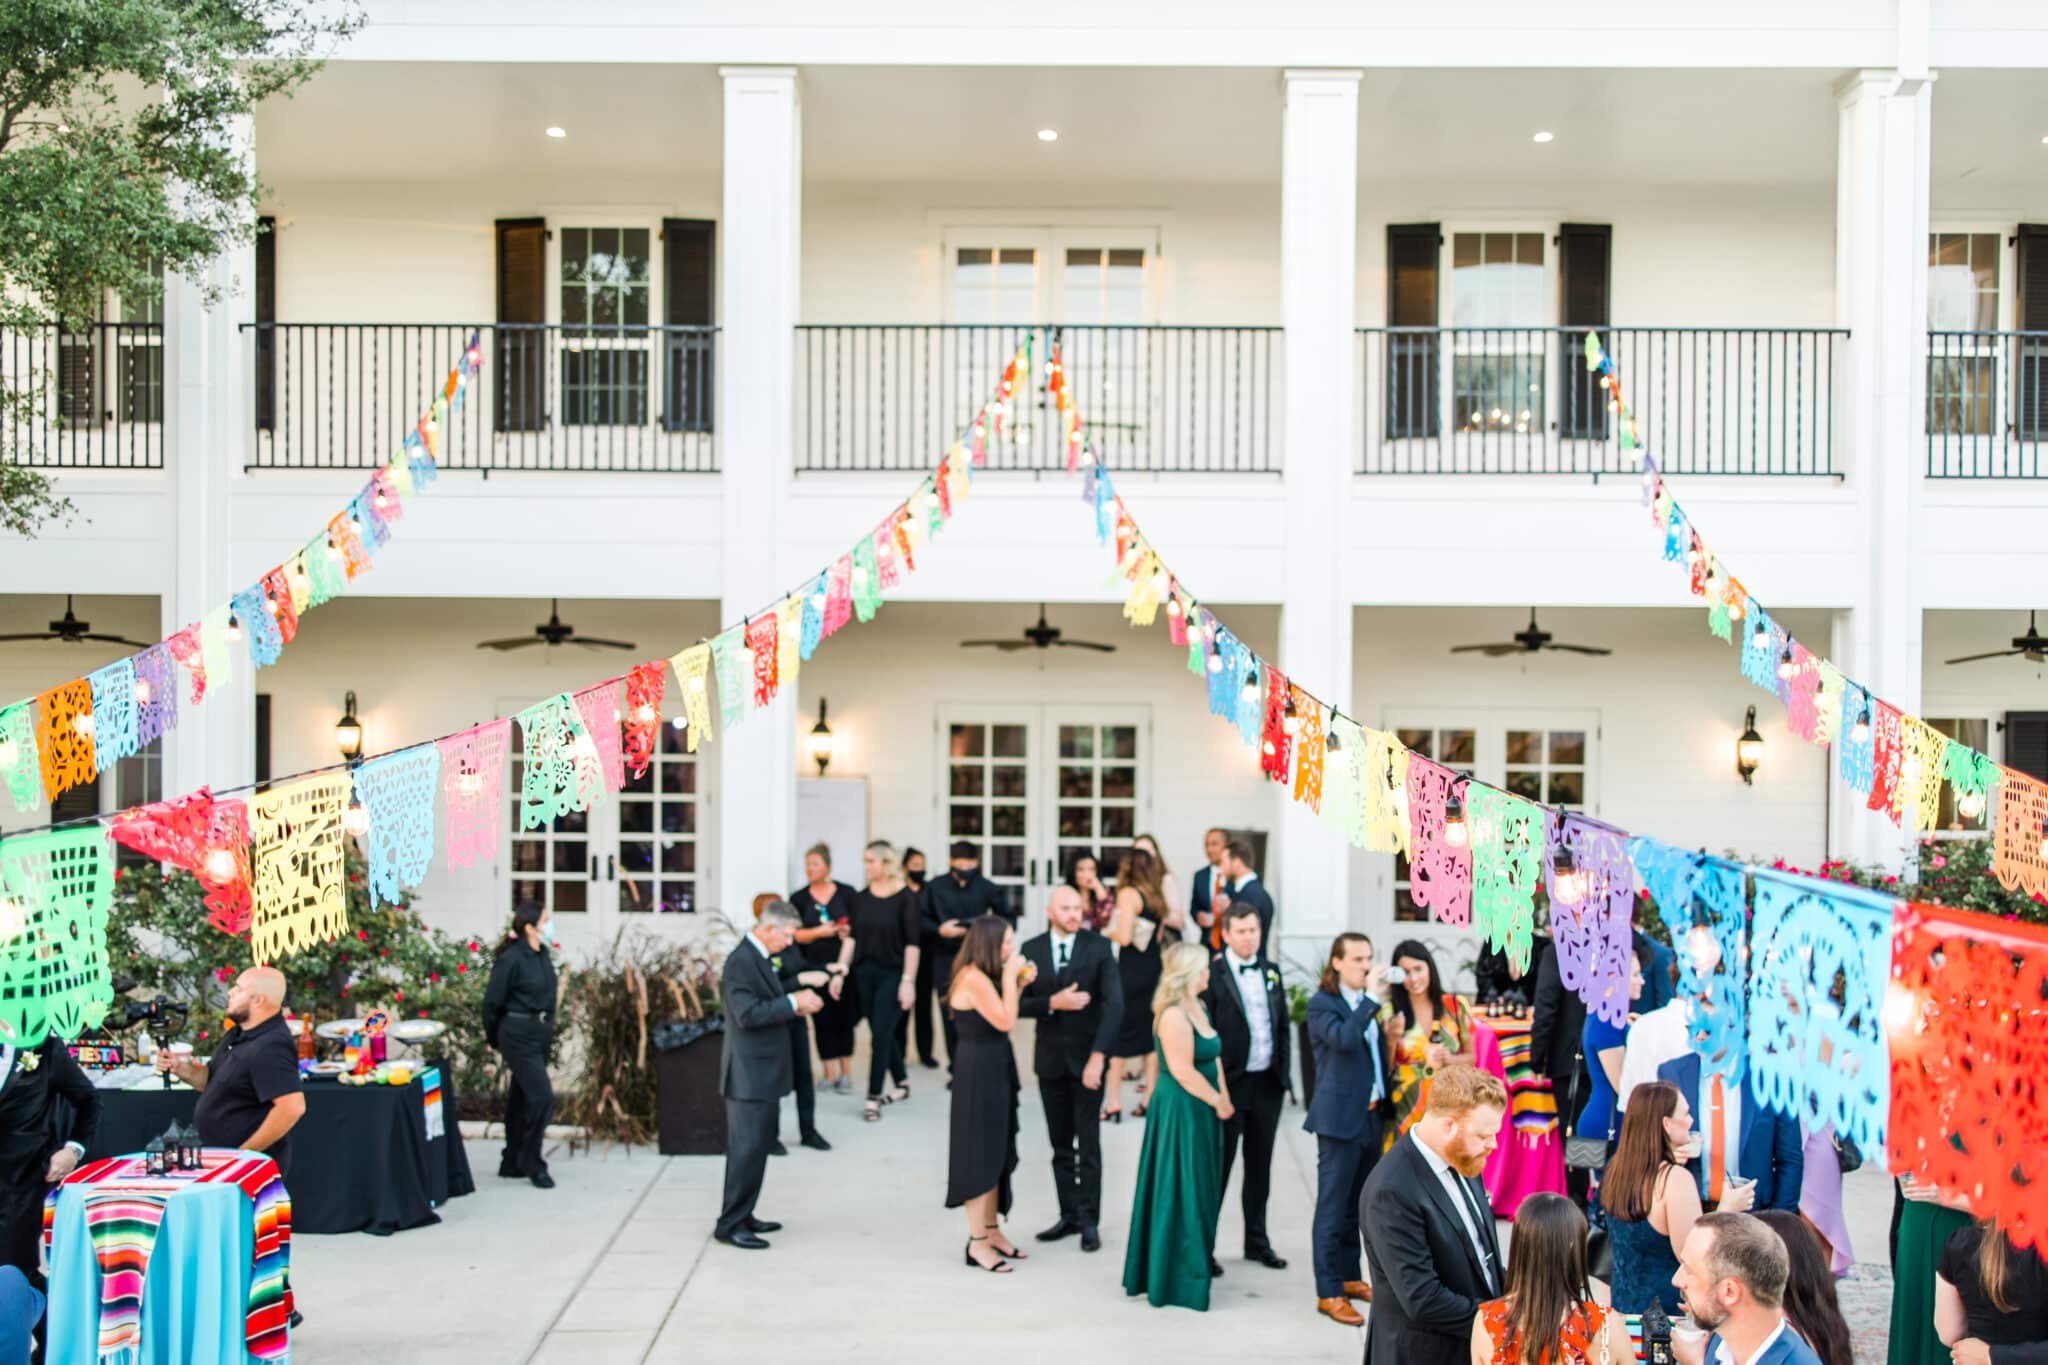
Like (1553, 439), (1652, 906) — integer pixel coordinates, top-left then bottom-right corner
(607, 854), (617, 881)
(588, 855), (598, 880)
(1027, 860), (1037, 887)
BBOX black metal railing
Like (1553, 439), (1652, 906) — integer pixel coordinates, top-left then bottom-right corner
(1357, 326), (1845, 477)
(1927, 331), (2048, 478)
(243, 323), (718, 472)
(0, 323), (165, 469)
(794, 323), (1281, 473)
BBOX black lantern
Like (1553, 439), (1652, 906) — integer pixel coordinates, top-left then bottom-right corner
(335, 690), (364, 763)
(143, 1136), (167, 1178)
(1736, 705), (1764, 785)
(1640, 1300), (1674, 1364)
(807, 698), (835, 777)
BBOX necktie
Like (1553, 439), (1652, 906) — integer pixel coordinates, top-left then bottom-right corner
(1453, 1171), (1497, 1293)
(1055, 941), (1069, 972)
(1708, 1073), (1727, 1204)
(1364, 1017), (1383, 1104)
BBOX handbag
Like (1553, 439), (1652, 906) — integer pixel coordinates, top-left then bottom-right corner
(1563, 1054), (1612, 1173)
(1834, 1132), (1864, 1175)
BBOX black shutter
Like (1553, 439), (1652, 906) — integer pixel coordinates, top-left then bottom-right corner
(495, 217), (548, 432)
(1558, 223), (1612, 440)
(1385, 223), (1440, 439)
(662, 218), (715, 434)
(2015, 224), (2048, 441)
(254, 217), (276, 431)
(2007, 711), (2048, 782)
(56, 331), (97, 425)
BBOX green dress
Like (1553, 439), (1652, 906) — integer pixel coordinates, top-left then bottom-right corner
(1889, 1197), (1972, 1365)
(1122, 1021), (1225, 1311)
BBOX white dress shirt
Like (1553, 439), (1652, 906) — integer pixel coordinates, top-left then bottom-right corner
(1617, 998), (1689, 1111)
(1226, 949), (1273, 1072)
(1411, 1128), (1497, 1292)
(1711, 1319), (1787, 1365)
(1340, 986), (1388, 1105)
(1050, 930), (1076, 974)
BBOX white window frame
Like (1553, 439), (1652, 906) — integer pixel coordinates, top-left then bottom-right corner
(1441, 223), (1557, 441)
(544, 207), (665, 431)
(1927, 221), (2015, 443)
(940, 225), (1162, 324)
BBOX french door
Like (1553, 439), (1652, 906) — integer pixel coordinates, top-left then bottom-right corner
(505, 699), (703, 954)
(937, 704), (1149, 936)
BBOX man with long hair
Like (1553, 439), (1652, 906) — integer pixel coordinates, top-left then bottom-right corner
(1304, 932), (1393, 1326)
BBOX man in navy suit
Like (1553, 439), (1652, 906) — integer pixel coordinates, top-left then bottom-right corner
(1218, 839), (1275, 943)
(1303, 932), (1394, 1327)
(1189, 827), (1231, 949)
(1634, 929), (1677, 1013)
(1674, 1212), (1824, 1364)
(1656, 1052), (1802, 1214)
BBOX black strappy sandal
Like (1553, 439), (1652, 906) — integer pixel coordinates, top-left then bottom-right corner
(889, 1080), (911, 1103)
(989, 1227), (1027, 1261)
(963, 1235), (1012, 1273)
(863, 1098), (883, 1122)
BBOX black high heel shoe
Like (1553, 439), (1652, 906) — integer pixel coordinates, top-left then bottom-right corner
(1100, 1105), (1122, 1124)
(963, 1235), (1012, 1273)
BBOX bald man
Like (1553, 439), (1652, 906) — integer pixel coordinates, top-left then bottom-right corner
(157, 967), (307, 1174)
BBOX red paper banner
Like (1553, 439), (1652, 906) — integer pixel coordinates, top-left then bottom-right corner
(1259, 666), (1291, 782)
(746, 614), (779, 706)
(1866, 700), (1903, 820)
(623, 661), (667, 779)
(260, 568), (299, 646)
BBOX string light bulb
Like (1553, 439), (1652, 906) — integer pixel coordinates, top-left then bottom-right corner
(1281, 699), (1301, 737)
(132, 678), (152, 706)
(1749, 619), (1768, 651)
(1850, 706), (1871, 744)
(1443, 796), (1469, 849)
(326, 537), (344, 563)
(225, 613), (243, 643)
(1957, 787), (1986, 822)
(455, 765), (482, 798)
(1776, 646), (1796, 680)
(1551, 848), (1585, 906)
(633, 703), (656, 725)
(1727, 596), (1745, 622)
(1166, 596), (1182, 618)
(343, 798), (369, 838)
(203, 846), (238, 883)
(263, 594), (280, 616)
(0, 736), (14, 768)
(73, 712), (94, 739)
(1206, 648), (1223, 674)
(1240, 669), (1261, 705)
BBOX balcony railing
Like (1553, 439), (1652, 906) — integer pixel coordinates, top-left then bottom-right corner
(243, 323), (718, 473)
(794, 324), (1281, 474)
(1927, 331), (2048, 478)
(0, 323), (165, 469)
(1356, 326), (1845, 477)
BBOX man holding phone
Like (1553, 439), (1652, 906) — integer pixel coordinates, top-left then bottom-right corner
(1302, 933), (1395, 1326)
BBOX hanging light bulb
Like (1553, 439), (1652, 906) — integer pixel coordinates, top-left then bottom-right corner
(1749, 618), (1767, 650)
(1551, 847), (1585, 906)
(225, 613), (243, 643)
(1206, 648), (1223, 674)
(0, 736), (15, 768)
(1901, 750), (1922, 786)
(687, 672), (706, 694)
(1776, 646), (1796, 680)
(263, 594), (280, 616)
(633, 703), (656, 725)
(1262, 739), (1277, 757)
(132, 677), (152, 706)
(1324, 721), (1342, 753)
(1281, 699), (1301, 737)
(1957, 787), (1985, 822)
(1166, 596), (1183, 617)
(1727, 596), (1745, 623)
(1240, 669), (1261, 705)
(203, 846), (238, 883)
(326, 536), (344, 563)
(349, 513), (364, 537)
(71, 711), (94, 740)
(1443, 795), (1469, 849)
(1150, 568), (1169, 597)
(455, 765), (482, 798)
(1850, 706), (1871, 744)
(343, 798), (370, 838)
(1687, 924), (1723, 974)
(670, 714), (689, 732)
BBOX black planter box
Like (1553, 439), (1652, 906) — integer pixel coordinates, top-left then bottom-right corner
(654, 1032), (726, 1155)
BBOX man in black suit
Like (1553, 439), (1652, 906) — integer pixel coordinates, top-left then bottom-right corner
(715, 902), (822, 1249)
(1202, 902), (1289, 1271)
(1189, 826), (1230, 949)
(1303, 932), (1394, 1326)
(1018, 885), (1123, 1252)
(1527, 938), (1590, 1209)
(0, 1027), (100, 1288)
(1360, 1062), (1508, 1365)
(920, 841), (1013, 1069)
(1218, 838), (1274, 943)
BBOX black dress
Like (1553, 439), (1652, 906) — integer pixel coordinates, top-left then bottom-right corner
(792, 880), (859, 1060)
(1110, 895), (1166, 1059)
(945, 1005), (1019, 1212)
(1939, 1222), (2048, 1349)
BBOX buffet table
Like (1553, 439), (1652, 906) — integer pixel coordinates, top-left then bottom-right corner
(1471, 1013), (1567, 1217)
(90, 1063), (473, 1235)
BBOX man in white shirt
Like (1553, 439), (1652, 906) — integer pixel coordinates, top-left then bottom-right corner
(1673, 1212), (1823, 1365)
(1618, 992), (1689, 1113)
(1202, 903), (1291, 1271)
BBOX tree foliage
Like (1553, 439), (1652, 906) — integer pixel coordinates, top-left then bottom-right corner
(0, 0), (358, 534)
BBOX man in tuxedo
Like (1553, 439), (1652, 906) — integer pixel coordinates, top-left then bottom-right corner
(921, 841), (1013, 1069)
(1218, 839), (1274, 942)
(1189, 827), (1230, 949)
(1018, 886), (1123, 1252)
(1674, 1212), (1825, 1365)
(1360, 1063), (1508, 1365)
(715, 902), (822, 1249)
(1303, 932), (1394, 1326)
(1202, 902), (1289, 1271)
(1656, 1051), (1803, 1215)
(0, 1027), (100, 1287)
(1527, 939), (1589, 1207)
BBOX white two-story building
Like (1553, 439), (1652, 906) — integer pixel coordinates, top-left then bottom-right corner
(3, 2), (2045, 982)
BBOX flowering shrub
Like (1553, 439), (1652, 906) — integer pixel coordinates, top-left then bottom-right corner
(1814, 837), (2046, 925)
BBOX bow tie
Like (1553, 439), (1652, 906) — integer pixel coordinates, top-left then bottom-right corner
(1236, 962), (1260, 976)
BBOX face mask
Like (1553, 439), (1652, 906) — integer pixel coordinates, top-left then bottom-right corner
(542, 917), (563, 948)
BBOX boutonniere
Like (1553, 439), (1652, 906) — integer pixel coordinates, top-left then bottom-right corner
(1264, 969), (1280, 990)
(770, 955), (784, 972)
(18, 1050), (40, 1074)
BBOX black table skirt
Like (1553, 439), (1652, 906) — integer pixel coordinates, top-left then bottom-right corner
(90, 1062), (475, 1235)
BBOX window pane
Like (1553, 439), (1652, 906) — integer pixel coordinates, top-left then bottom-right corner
(660, 803), (695, 835)
(620, 840), (653, 874)
(992, 725), (1027, 758)
(1549, 731), (1587, 765)
(957, 248), (993, 268)
(989, 844), (1026, 879)
(950, 807), (985, 837)
(1106, 726), (1137, 759)
(1547, 771), (1585, 805)
(950, 725), (985, 758)
(1396, 728), (1433, 759)
(554, 881), (587, 914)
(992, 765), (1027, 798)
(512, 841), (545, 872)
(992, 805), (1027, 838)
(662, 842), (695, 874)
(1441, 731), (1476, 765)
(1059, 766), (1094, 798)
(1101, 807), (1134, 839)
(1101, 766), (1136, 800)
(552, 842), (586, 874)
(619, 803), (653, 833)
(1059, 806), (1093, 838)
(949, 766), (985, 798)
(1505, 730), (1542, 764)
(1506, 770), (1542, 801)
(1059, 726), (1094, 760)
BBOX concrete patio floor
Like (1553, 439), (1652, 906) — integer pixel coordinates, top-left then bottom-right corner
(286, 1049), (1900, 1364)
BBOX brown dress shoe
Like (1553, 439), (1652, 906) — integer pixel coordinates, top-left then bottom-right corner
(1318, 1297), (1366, 1327)
(1342, 1280), (1374, 1303)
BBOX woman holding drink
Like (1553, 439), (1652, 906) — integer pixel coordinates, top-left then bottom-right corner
(1600, 1079), (1755, 1315)
(945, 915), (1027, 1273)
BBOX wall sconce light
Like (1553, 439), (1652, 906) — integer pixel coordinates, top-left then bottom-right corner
(807, 698), (835, 776)
(334, 690), (364, 763)
(1736, 705), (1764, 785)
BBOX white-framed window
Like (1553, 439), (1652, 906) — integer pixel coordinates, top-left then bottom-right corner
(1924, 716), (1992, 835)
(1927, 230), (2004, 437)
(507, 724), (592, 918)
(1054, 720), (1140, 883)
(557, 224), (653, 426)
(1448, 230), (1549, 436)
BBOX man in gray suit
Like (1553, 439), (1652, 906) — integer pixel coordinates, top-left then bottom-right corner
(716, 901), (822, 1249)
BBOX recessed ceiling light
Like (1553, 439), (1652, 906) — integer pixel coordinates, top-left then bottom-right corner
(1037, 128), (1059, 143)
(1533, 131), (1555, 144)
(2040, 134), (2048, 144)
(545, 126), (568, 139)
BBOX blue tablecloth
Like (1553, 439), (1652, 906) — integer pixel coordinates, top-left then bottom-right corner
(46, 1180), (261, 1365)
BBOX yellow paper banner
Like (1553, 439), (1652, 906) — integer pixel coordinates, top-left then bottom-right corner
(671, 645), (713, 753)
(249, 773), (351, 965)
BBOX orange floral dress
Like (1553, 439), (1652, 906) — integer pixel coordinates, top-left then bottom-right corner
(1479, 1299), (1612, 1365)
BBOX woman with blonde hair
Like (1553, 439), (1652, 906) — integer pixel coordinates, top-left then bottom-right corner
(1103, 846), (1171, 1123)
(1122, 941), (1232, 1312)
(846, 840), (921, 1123)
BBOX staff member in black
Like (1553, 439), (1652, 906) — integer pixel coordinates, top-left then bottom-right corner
(483, 902), (560, 1188)
(0, 1020), (100, 1289)
(920, 841), (1013, 1070)
(1018, 885), (1123, 1252)
(158, 965), (306, 1174)
(901, 846), (943, 1071)
(1202, 902), (1290, 1271)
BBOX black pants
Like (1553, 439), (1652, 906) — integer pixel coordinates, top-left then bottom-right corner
(498, 1017), (554, 1176)
(717, 1097), (776, 1237)
(911, 944), (940, 1065)
(787, 1017), (817, 1137)
(852, 959), (907, 1098)
(1220, 1066), (1285, 1255)
(1312, 1119), (1382, 1297)
(929, 947), (960, 1069)
(1039, 1072), (1104, 1226)
(1554, 1064), (1592, 1214)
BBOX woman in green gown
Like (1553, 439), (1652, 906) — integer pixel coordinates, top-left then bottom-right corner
(1123, 941), (1232, 1312)
(1889, 1174), (1973, 1365)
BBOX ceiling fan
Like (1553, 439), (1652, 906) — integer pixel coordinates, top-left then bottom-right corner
(476, 600), (635, 653)
(961, 605), (1115, 655)
(1450, 609), (1612, 658)
(1945, 610), (2048, 666)
(0, 596), (154, 649)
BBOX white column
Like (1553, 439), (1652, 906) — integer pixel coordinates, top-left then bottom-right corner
(716, 68), (801, 920)
(162, 113), (255, 799)
(1274, 70), (1361, 966)
(1831, 70), (1930, 870)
